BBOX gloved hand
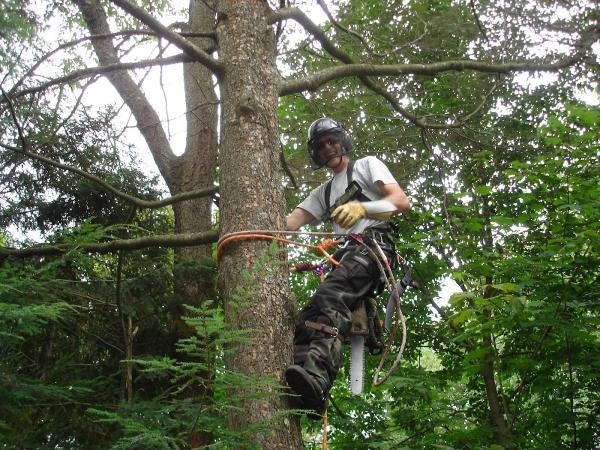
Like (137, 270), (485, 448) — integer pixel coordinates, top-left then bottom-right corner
(331, 203), (366, 228)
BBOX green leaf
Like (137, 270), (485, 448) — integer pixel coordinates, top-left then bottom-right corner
(474, 185), (492, 195)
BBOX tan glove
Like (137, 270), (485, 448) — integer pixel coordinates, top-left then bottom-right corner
(331, 203), (366, 228)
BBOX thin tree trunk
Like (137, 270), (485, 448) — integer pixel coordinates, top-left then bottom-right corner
(217, 1), (302, 447)
(77, 1), (219, 446)
(481, 194), (515, 448)
(482, 334), (514, 448)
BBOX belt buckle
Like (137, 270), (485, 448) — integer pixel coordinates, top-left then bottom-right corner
(372, 230), (384, 245)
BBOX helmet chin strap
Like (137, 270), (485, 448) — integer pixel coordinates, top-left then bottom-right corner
(320, 148), (347, 169)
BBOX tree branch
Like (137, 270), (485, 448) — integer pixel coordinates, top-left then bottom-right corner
(0, 229), (220, 258)
(6, 29), (212, 97)
(273, 8), (598, 127)
(108, 0), (224, 77)
(0, 142), (218, 209)
(74, 0), (179, 186)
(5, 54), (191, 102)
(279, 54), (595, 95)
(315, 0), (374, 54)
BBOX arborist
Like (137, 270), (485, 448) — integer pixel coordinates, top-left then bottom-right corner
(285, 117), (411, 418)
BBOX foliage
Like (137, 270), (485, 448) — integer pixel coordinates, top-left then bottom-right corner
(0, 229), (282, 449)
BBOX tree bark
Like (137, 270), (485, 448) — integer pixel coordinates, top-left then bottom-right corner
(171, 3), (219, 444)
(216, 1), (301, 447)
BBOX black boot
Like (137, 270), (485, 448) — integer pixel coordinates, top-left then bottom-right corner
(285, 365), (328, 420)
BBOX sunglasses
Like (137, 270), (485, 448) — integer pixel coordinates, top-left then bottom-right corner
(314, 137), (340, 151)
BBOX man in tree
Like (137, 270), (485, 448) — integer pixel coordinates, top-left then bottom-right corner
(285, 118), (411, 417)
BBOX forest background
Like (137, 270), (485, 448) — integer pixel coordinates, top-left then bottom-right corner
(0, 0), (598, 449)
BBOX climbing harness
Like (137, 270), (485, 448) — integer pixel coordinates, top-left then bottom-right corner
(217, 228), (418, 389)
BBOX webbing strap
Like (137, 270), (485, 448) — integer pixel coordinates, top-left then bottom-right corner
(304, 320), (344, 342)
(324, 160), (371, 212)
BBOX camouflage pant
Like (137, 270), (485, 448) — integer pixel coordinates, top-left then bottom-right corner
(292, 232), (395, 392)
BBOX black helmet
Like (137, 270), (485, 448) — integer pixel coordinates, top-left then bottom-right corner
(307, 117), (354, 169)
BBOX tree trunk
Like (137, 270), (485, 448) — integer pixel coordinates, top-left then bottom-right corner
(482, 334), (514, 449)
(481, 195), (515, 448)
(169, 2), (219, 447)
(216, 1), (301, 448)
(169, 0), (218, 350)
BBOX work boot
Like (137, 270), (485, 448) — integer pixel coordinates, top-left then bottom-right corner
(285, 365), (327, 420)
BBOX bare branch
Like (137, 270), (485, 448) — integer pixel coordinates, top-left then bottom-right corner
(0, 86), (28, 152)
(0, 142), (218, 209)
(469, 0), (489, 43)
(315, 0), (374, 53)
(108, 0), (224, 77)
(279, 142), (298, 189)
(74, 0), (177, 186)
(7, 28), (215, 97)
(279, 54), (595, 94)
(5, 54), (190, 102)
(0, 229), (220, 258)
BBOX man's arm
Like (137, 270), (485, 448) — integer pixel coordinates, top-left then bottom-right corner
(375, 181), (411, 214)
(330, 181), (410, 228)
(286, 208), (316, 231)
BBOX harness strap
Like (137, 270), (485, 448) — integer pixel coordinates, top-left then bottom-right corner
(324, 160), (372, 212)
(304, 320), (344, 342)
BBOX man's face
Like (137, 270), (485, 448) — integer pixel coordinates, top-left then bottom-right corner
(315, 133), (342, 166)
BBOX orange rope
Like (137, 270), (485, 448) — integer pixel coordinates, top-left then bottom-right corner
(216, 233), (340, 267)
(322, 407), (328, 450)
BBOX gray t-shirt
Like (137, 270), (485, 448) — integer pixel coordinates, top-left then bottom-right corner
(297, 156), (399, 234)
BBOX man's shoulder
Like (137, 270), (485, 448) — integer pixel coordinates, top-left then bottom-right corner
(310, 176), (333, 197)
(354, 155), (386, 171)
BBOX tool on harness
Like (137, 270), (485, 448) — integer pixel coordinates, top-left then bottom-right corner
(324, 160), (372, 214)
(384, 265), (420, 332)
(348, 298), (385, 395)
(347, 253), (418, 395)
(327, 180), (362, 217)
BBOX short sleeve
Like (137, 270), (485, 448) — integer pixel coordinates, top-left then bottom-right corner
(297, 184), (327, 224)
(365, 156), (397, 185)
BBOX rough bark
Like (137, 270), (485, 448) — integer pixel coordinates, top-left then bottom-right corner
(171, 3), (219, 444)
(216, 1), (302, 447)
